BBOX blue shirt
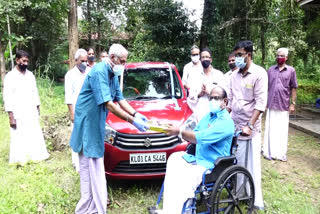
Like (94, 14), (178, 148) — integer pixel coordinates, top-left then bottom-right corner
(183, 109), (235, 169)
(70, 61), (124, 158)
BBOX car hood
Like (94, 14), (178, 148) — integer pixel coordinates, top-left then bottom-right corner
(106, 98), (192, 134)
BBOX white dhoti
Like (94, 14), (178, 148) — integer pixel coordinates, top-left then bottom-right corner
(70, 123), (80, 172)
(9, 116), (49, 164)
(162, 152), (206, 214)
(236, 134), (264, 209)
(262, 108), (289, 161)
(76, 152), (107, 214)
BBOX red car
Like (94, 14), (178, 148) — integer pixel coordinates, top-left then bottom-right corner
(104, 62), (194, 180)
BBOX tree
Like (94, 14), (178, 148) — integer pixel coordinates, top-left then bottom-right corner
(68, 0), (79, 69)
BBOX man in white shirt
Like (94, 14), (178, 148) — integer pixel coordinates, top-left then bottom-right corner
(64, 48), (90, 171)
(224, 52), (239, 96)
(181, 45), (203, 92)
(87, 47), (96, 69)
(3, 50), (49, 164)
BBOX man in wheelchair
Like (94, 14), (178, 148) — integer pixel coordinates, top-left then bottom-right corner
(155, 86), (235, 214)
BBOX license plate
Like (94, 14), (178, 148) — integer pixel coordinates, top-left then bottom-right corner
(129, 153), (166, 164)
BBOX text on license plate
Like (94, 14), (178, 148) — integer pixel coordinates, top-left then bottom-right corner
(129, 153), (166, 164)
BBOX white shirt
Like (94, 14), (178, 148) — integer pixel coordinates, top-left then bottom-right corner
(3, 67), (40, 119)
(182, 61), (203, 87)
(64, 66), (90, 109)
(224, 68), (239, 96)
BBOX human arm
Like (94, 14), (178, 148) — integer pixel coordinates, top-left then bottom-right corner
(289, 88), (297, 114)
(67, 104), (74, 122)
(7, 112), (16, 129)
(164, 125), (197, 144)
(241, 109), (263, 136)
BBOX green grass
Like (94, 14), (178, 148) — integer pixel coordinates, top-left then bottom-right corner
(0, 78), (319, 213)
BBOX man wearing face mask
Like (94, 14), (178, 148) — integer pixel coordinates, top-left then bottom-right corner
(152, 86), (234, 214)
(262, 48), (298, 162)
(3, 50), (49, 164)
(224, 52), (238, 96)
(70, 44), (149, 214)
(187, 48), (224, 123)
(64, 48), (90, 172)
(182, 45), (203, 91)
(227, 40), (268, 211)
(99, 50), (108, 62)
(87, 47), (96, 69)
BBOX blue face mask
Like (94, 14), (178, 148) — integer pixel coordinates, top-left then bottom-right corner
(235, 56), (247, 69)
(209, 99), (221, 114)
(113, 64), (124, 76)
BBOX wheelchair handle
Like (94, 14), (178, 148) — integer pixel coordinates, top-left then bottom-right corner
(235, 131), (242, 137)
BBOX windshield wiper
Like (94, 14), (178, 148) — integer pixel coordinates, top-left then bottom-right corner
(134, 96), (159, 100)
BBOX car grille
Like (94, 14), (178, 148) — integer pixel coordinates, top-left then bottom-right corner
(112, 161), (167, 174)
(114, 132), (181, 149)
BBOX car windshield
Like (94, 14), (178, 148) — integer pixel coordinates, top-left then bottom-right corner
(122, 67), (183, 100)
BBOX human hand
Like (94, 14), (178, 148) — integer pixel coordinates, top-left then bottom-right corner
(241, 126), (252, 136)
(163, 124), (179, 136)
(289, 104), (295, 114)
(134, 112), (148, 123)
(133, 117), (149, 132)
(9, 117), (17, 129)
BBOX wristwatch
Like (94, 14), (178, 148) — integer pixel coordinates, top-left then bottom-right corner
(291, 101), (296, 105)
(247, 122), (254, 130)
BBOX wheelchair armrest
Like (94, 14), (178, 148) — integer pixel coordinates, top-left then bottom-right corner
(204, 155), (236, 184)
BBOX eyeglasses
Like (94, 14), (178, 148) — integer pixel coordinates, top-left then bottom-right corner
(81, 60), (88, 63)
(235, 52), (247, 57)
(209, 96), (223, 101)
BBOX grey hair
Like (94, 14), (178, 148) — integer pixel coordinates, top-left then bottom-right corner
(74, 48), (87, 60)
(108, 44), (128, 58)
(190, 45), (200, 54)
(277, 48), (289, 56)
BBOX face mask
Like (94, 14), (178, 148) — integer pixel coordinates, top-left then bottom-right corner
(78, 62), (87, 72)
(209, 99), (222, 114)
(88, 56), (95, 62)
(276, 57), (286, 65)
(113, 64), (125, 76)
(18, 64), (28, 72)
(191, 55), (200, 63)
(229, 63), (236, 70)
(235, 56), (247, 69)
(201, 60), (211, 69)
(101, 57), (107, 62)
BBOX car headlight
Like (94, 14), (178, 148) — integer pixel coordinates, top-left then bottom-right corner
(105, 123), (117, 145)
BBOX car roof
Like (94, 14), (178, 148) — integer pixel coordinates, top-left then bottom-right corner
(125, 62), (174, 69)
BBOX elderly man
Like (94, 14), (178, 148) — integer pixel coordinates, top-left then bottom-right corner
(182, 45), (203, 91)
(3, 50), (49, 164)
(154, 86), (235, 214)
(227, 40), (268, 210)
(65, 48), (90, 172)
(70, 44), (149, 214)
(187, 48), (224, 122)
(262, 48), (298, 162)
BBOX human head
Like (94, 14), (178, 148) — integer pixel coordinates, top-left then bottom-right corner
(100, 51), (108, 62)
(200, 47), (212, 69)
(190, 45), (200, 64)
(108, 44), (128, 66)
(87, 47), (95, 63)
(233, 40), (253, 70)
(75, 48), (88, 72)
(276, 47), (288, 65)
(208, 86), (228, 113)
(228, 52), (237, 71)
(15, 50), (30, 72)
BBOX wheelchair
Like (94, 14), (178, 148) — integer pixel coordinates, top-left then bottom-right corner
(148, 131), (255, 214)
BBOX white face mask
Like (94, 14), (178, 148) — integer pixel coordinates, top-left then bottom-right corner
(191, 55), (200, 63)
(209, 99), (222, 114)
(113, 64), (125, 76)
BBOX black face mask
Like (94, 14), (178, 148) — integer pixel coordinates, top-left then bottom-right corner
(88, 56), (95, 62)
(201, 60), (211, 69)
(18, 64), (28, 71)
(229, 63), (236, 70)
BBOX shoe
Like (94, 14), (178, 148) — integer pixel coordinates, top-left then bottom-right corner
(147, 206), (164, 214)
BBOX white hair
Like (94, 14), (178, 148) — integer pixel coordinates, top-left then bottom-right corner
(277, 48), (289, 57)
(74, 49), (87, 60)
(108, 44), (128, 58)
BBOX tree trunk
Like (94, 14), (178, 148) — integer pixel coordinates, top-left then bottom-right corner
(87, 0), (92, 47)
(68, 0), (79, 70)
(260, 25), (266, 68)
(200, 0), (214, 49)
(0, 40), (8, 98)
(97, 0), (101, 55)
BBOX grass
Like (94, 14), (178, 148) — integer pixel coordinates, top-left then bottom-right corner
(0, 77), (319, 213)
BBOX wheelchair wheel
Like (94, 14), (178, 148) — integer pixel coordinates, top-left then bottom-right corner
(210, 165), (255, 214)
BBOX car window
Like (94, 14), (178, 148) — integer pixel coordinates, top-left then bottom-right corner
(122, 68), (182, 100)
